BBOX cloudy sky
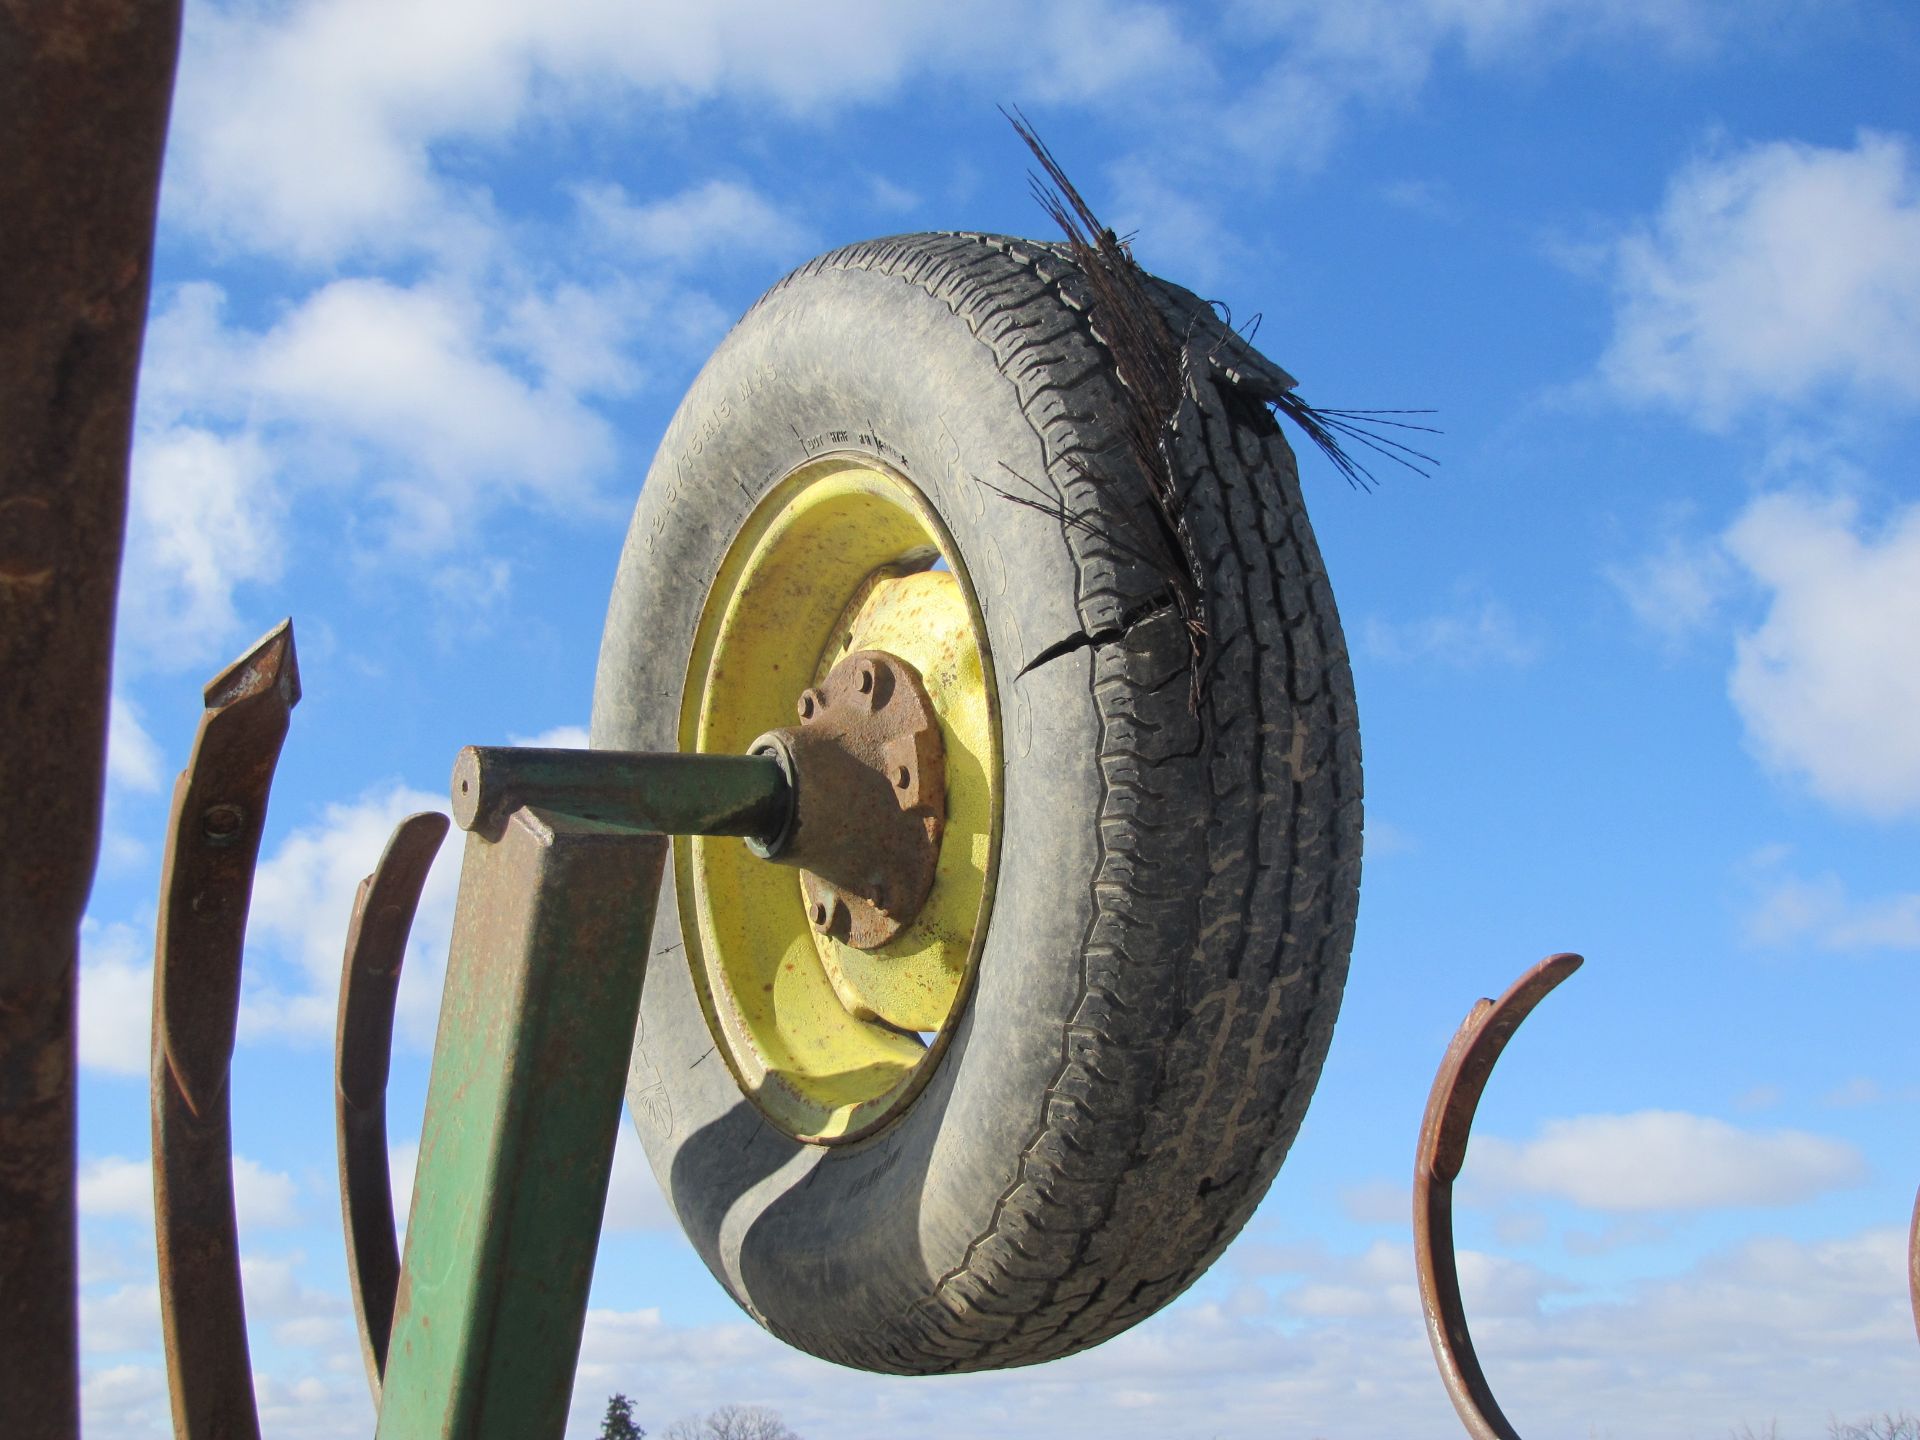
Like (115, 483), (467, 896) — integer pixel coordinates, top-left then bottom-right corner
(79, 1), (1920, 1435)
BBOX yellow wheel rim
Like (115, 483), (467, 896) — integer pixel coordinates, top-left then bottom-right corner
(678, 458), (1001, 1143)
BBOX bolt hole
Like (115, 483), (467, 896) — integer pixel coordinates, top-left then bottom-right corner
(799, 692), (816, 720)
(857, 667), (875, 694)
(810, 901), (828, 928)
(894, 766), (911, 789)
(201, 803), (245, 842)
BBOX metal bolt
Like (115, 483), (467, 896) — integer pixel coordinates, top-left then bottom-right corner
(201, 802), (245, 844)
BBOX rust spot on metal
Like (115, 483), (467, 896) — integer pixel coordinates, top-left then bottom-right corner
(337, 810), (448, 1402)
(0, 495), (56, 585)
(151, 621), (300, 1440)
(1413, 952), (1583, 1440)
(753, 648), (946, 950)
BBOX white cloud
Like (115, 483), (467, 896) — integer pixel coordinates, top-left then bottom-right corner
(235, 1159), (305, 1230)
(1823, 1077), (1887, 1108)
(1014, 1), (1202, 105)
(241, 783), (458, 1047)
(1362, 592), (1538, 667)
(1612, 487), (1920, 817)
(1601, 131), (1920, 425)
(251, 278), (615, 548)
(1562, 1216), (1670, 1255)
(106, 695), (165, 794)
(100, 695), (166, 871)
(1106, 161), (1249, 291)
(574, 179), (813, 270)
(78, 1157), (153, 1221)
(125, 258), (682, 671)
(509, 723), (591, 750)
(1604, 528), (1732, 645)
(83, 1282), (165, 1358)
(119, 425), (285, 673)
(1746, 862), (1920, 951)
(498, 280), (660, 398)
(82, 1363), (171, 1439)
(167, 0), (1200, 265)
(557, 1221), (1920, 1439)
(1724, 491), (1920, 817)
(1219, 0), (1782, 168)
(864, 174), (921, 215)
(1467, 1109), (1864, 1211)
(78, 919), (154, 1078)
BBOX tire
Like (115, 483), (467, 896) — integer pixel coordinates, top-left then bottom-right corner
(591, 231), (1361, 1374)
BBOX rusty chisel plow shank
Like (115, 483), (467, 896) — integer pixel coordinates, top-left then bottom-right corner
(1412, 953), (1582, 1440)
(337, 811), (449, 1399)
(152, 623), (302, 1440)
(0, 5), (184, 1433)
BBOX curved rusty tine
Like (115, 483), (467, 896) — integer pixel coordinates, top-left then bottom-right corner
(336, 810), (449, 1399)
(1909, 1186), (1920, 1349)
(151, 621), (301, 1440)
(1414, 952), (1585, 1440)
(2, 5), (184, 1429)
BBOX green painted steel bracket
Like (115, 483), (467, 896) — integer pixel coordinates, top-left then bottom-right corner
(373, 805), (666, 1439)
(144, 638), (795, 1440)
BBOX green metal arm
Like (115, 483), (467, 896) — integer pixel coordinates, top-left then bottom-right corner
(150, 627), (805, 1439)
(373, 806), (667, 1437)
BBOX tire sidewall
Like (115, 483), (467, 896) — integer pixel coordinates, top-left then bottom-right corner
(593, 261), (1124, 1366)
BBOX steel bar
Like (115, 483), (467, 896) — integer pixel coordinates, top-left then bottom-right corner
(451, 744), (789, 841)
(337, 811), (449, 1401)
(374, 806), (666, 1440)
(151, 622), (301, 1440)
(1, 6), (183, 1431)
(1413, 952), (1583, 1440)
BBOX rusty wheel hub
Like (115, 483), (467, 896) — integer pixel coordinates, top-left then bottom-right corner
(750, 648), (946, 950)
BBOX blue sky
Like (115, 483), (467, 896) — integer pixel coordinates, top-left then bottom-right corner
(77, 1), (1920, 1435)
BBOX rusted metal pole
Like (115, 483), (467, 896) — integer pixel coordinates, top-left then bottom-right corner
(152, 623), (301, 1440)
(337, 811), (449, 1400)
(0, 5), (184, 1434)
(1413, 952), (1583, 1440)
